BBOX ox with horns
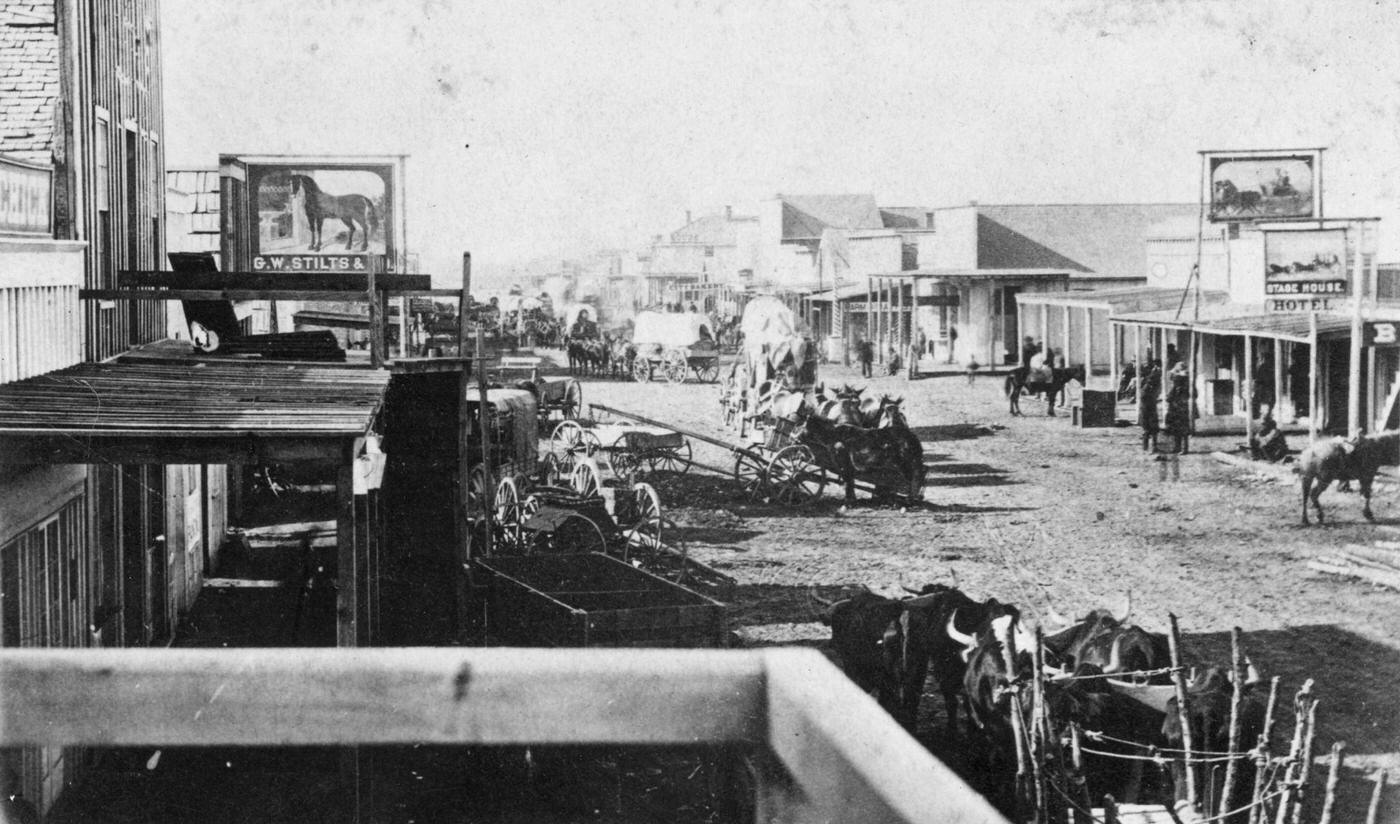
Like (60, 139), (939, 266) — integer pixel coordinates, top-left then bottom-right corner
(808, 586), (906, 718)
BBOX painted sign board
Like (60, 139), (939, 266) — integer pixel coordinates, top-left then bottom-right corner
(0, 154), (53, 236)
(1206, 149), (1321, 222)
(1263, 228), (1347, 312)
(1363, 321), (1400, 347)
(221, 156), (405, 274)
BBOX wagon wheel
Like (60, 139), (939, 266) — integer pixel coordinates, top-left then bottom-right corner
(549, 420), (584, 458)
(465, 464), (491, 518)
(539, 452), (570, 487)
(571, 457), (602, 498)
(732, 451), (768, 501)
(662, 351), (689, 385)
(610, 434), (640, 483)
(624, 482), (664, 562)
(645, 439), (693, 475)
(696, 359), (720, 383)
(767, 444), (827, 506)
(560, 379), (583, 420)
(632, 358), (653, 383)
(494, 476), (524, 551)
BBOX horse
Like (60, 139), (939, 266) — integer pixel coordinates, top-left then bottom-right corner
(1004, 364), (1086, 416)
(1212, 179), (1261, 217)
(1298, 431), (1400, 525)
(288, 174), (380, 252)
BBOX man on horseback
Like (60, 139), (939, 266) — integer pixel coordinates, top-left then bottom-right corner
(569, 308), (599, 341)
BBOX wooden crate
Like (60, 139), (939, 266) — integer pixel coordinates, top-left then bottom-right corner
(474, 553), (727, 648)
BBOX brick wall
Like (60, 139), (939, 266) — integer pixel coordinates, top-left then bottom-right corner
(0, 2), (58, 163)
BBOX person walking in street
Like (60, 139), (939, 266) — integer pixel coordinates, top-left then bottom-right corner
(946, 324), (958, 363)
(1163, 362), (1191, 454)
(1139, 359), (1162, 452)
(857, 335), (874, 378)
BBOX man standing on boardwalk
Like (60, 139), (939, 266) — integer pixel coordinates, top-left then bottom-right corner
(857, 335), (874, 378)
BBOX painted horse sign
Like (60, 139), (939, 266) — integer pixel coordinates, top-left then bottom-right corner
(229, 157), (403, 273)
(1206, 149), (1321, 222)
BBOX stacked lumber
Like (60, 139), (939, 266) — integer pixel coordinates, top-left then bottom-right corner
(1307, 541), (1400, 591)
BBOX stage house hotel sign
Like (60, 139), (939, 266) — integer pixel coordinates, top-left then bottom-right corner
(0, 154), (53, 237)
(248, 162), (394, 272)
(1263, 228), (1348, 312)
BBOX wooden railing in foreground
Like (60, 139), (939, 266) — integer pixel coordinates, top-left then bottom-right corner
(0, 647), (1007, 824)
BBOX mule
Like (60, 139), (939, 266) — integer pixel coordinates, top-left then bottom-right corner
(1004, 365), (1086, 416)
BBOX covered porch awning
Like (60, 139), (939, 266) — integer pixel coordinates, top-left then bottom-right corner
(1111, 303), (1354, 343)
(1017, 286), (1229, 315)
(0, 360), (391, 647)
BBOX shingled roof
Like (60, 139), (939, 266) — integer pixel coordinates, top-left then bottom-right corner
(780, 194), (883, 240)
(0, 6), (60, 163)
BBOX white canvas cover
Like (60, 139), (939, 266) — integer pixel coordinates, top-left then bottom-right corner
(631, 310), (713, 348)
(564, 303), (599, 328)
(740, 296), (809, 373)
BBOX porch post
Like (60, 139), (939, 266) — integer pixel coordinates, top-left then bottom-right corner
(1083, 307), (1093, 378)
(1309, 313), (1320, 442)
(1188, 330), (1199, 435)
(1062, 305), (1071, 366)
(1040, 303), (1049, 353)
(336, 439), (359, 648)
(1134, 324), (1144, 422)
(1110, 322), (1120, 399)
(1274, 339), (1285, 421)
(866, 276), (873, 349)
(1243, 335), (1254, 444)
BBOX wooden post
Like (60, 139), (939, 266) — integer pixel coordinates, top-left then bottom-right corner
(1083, 308), (1093, 380)
(1189, 330), (1200, 435)
(1167, 613), (1198, 812)
(368, 256), (383, 368)
(1062, 304), (1071, 366)
(1273, 679), (1314, 824)
(1111, 322), (1120, 400)
(866, 277), (873, 351)
(1248, 676), (1282, 824)
(1290, 698), (1319, 824)
(1069, 725), (1092, 824)
(1365, 771), (1386, 824)
(1349, 224), (1365, 436)
(336, 440), (358, 648)
(997, 620), (1031, 821)
(475, 327), (494, 559)
(1041, 303), (1049, 356)
(1244, 335), (1254, 442)
(1103, 795), (1118, 824)
(1219, 627), (1246, 818)
(455, 253), (473, 570)
(1309, 312), (1320, 443)
(1135, 325), (1144, 423)
(1317, 742), (1344, 824)
(1273, 339), (1284, 420)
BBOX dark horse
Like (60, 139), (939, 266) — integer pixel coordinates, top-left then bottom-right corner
(1004, 364), (1086, 416)
(1298, 431), (1400, 524)
(289, 175), (380, 252)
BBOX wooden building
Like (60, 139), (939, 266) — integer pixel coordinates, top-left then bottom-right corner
(2, 0), (171, 810)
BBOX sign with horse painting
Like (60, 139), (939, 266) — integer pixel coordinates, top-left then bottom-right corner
(247, 162), (395, 272)
(1205, 149), (1320, 222)
(1263, 228), (1348, 310)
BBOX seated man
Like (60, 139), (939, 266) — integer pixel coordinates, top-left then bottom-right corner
(886, 348), (903, 376)
(569, 309), (599, 340)
(1249, 412), (1289, 462)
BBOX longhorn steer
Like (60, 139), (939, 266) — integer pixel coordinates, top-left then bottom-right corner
(810, 587), (906, 716)
(1161, 665), (1265, 820)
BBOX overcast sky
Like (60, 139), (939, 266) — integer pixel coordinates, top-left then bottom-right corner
(161, 0), (1400, 282)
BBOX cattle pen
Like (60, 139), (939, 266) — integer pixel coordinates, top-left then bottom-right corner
(0, 647), (1007, 824)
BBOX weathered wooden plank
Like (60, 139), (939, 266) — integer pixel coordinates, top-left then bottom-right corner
(0, 433), (348, 465)
(763, 649), (1008, 824)
(117, 270), (432, 291)
(0, 648), (767, 747)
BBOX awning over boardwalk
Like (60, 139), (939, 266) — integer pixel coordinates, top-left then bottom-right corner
(1111, 303), (1354, 343)
(0, 361), (389, 465)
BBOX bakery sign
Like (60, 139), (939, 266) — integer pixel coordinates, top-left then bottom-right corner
(0, 153), (53, 236)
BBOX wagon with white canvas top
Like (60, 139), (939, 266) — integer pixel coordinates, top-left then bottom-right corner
(629, 310), (721, 384)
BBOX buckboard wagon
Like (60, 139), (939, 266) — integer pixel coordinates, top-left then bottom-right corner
(472, 553), (727, 647)
(629, 310), (721, 384)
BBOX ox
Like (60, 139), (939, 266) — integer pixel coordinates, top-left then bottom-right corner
(797, 412), (925, 502)
(1298, 431), (1400, 524)
(1042, 596), (1171, 683)
(809, 587), (906, 717)
(897, 585), (1019, 737)
(1161, 665), (1265, 820)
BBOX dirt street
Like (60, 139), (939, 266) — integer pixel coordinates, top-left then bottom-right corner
(565, 357), (1400, 820)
